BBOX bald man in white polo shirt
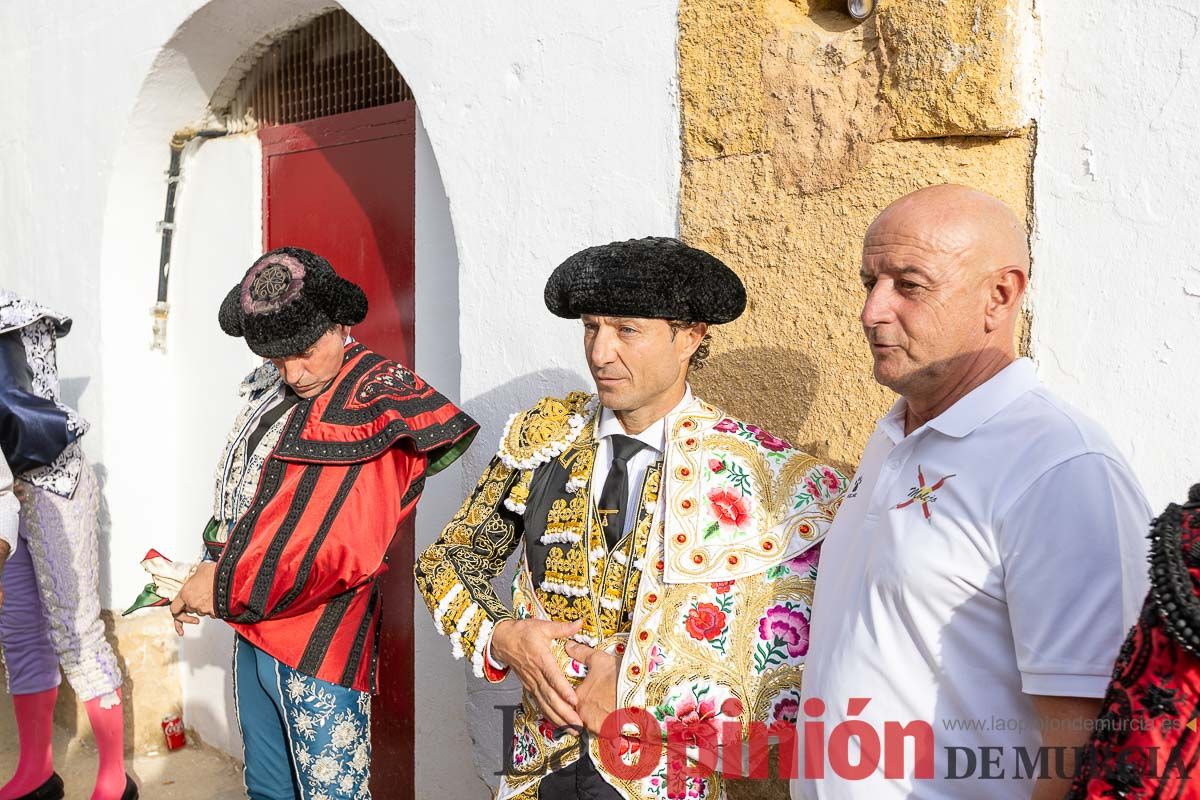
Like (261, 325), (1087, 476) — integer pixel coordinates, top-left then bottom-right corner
(795, 185), (1151, 800)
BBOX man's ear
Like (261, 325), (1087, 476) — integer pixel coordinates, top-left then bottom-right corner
(984, 267), (1027, 333)
(680, 322), (707, 358)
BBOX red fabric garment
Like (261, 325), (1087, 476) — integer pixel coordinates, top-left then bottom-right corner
(1068, 493), (1200, 798)
(213, 344), (477, 692)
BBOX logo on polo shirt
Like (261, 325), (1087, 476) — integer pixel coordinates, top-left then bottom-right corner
(846, 475), (863, 499)
(894, 465), (956, 521)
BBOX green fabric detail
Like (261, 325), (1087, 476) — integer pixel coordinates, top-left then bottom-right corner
(427, 428), (477, 477)
(123, 583), (168, 616)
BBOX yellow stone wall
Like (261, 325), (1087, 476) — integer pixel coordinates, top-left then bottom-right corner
(681, 0), (1034, 474)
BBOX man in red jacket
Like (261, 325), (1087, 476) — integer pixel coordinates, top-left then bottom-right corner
(171, 247), (477, 800)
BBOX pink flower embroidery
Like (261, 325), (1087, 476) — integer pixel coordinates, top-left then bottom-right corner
(708, 488), (750, 528)
(759, 604), (810, 659)
(804, 477), (821, 498)
(753, 429), (790, 452)
(708, 458), (725, 473)
(774, 697), (800, 723)
(787, 545), (820, 577)
(648, 644), (666, 673)
(822, 466), (842, 492)
(713, 418), (740, 434)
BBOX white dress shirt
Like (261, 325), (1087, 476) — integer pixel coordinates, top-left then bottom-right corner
(591, 385), (694, 538)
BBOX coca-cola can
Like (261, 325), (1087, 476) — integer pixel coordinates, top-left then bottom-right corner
(161, 714), (187, 751)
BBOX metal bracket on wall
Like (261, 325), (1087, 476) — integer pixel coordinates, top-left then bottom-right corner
(848, 0), (875, 20)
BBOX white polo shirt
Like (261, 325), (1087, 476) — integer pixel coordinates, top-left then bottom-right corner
(794, 358), (1151, 800)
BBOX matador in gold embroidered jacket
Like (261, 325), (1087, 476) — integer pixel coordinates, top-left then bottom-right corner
(415, 238), (848, 800)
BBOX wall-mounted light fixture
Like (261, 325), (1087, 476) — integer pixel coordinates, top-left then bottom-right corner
(848, 0), (875, 20)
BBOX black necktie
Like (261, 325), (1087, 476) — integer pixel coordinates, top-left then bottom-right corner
(597, 434), (646, 549)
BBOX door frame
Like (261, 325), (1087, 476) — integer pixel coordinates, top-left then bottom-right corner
(259, 101), (418, 800)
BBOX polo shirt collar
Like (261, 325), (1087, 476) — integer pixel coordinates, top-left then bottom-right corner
(596, 385), (694, 454)
(879, 358), (1038, 441)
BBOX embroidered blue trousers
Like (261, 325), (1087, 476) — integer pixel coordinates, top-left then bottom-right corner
(234, 635), (372, 800)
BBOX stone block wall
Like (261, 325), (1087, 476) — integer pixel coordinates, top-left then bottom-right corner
(680, 0), (1037, 474)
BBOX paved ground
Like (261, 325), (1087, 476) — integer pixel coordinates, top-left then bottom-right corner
(0, 694), (246, 800)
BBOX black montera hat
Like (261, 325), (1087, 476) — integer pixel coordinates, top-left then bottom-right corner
(218, 247), (367, 358)
(544, 237), (746, 324)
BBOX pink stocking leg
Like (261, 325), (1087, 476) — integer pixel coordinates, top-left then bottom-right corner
(83, 691), (127, 800)
(0, 687), (57, 800)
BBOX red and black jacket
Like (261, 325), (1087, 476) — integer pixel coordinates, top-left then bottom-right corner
(1068, 485), (1200, 798)
(212, 344), (477, 692)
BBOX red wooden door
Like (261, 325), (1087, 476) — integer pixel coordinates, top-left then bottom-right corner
(260, 102), (416, 800)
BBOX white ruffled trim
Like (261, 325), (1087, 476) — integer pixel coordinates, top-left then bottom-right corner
(612, 550), (628, 565)
(497, 396), (599, 471)
(540, 579), (589, 597)
(565, 476), (588, 493)
(643, 500), (657, 515)
(449, 632), (464, 660)
(632, 557), (646, 572)
(571, 632), (598, 647)
(540, 530), (582, 545)
(589, 547), (607, 562)
(433, 583), (464, 630)
(503, 497), (527, 514)
(598, 596), (622, 610)
(455, 603), (479, 634)
(471, 619), (495, 678)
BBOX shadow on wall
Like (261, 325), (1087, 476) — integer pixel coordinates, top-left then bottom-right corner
(694, 345), (851, 471)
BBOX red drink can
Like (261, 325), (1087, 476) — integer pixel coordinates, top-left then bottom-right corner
(162, 714), (187, 751)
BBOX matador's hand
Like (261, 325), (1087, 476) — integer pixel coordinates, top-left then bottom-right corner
(565, 641), (620, 737)
(170, 562), (217, 635)
(491, 618), (585, 730)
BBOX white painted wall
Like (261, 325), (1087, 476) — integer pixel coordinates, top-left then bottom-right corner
(0, 1), (680, 795)
(168, 134), (262, 756)
(1031, 2), (1200, 512)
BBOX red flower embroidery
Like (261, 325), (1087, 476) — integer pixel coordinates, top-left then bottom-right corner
(710, 580), (734, 594)
(708, 488), (750, 528)
(537, 717), (559, 741)
(685, 603), (727, 641)
(708, 458), (725, 473)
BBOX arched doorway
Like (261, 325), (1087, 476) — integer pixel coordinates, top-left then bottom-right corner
(97, 1), (464, 796)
